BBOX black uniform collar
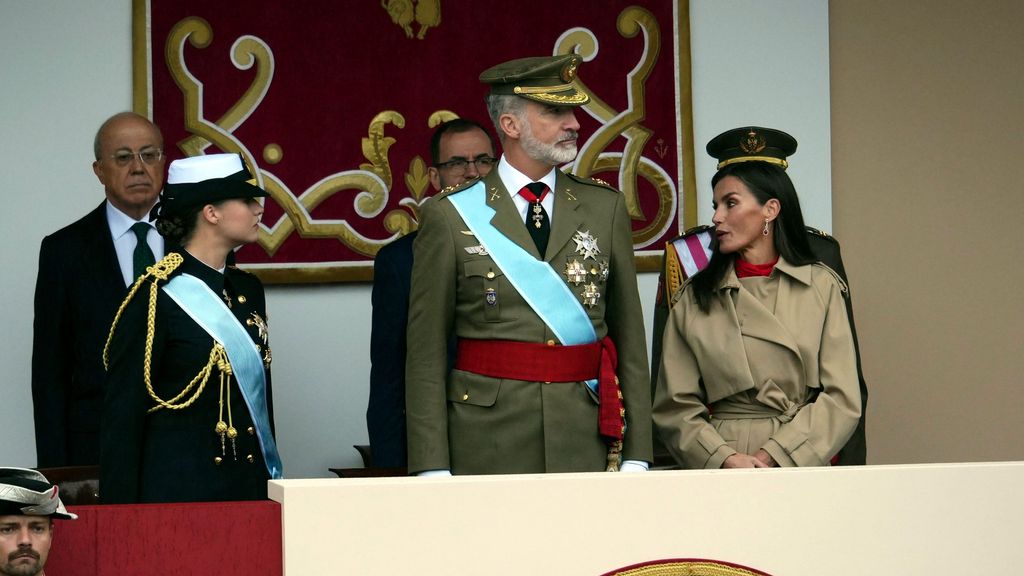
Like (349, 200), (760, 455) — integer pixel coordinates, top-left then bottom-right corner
(178, 249), (226, 294)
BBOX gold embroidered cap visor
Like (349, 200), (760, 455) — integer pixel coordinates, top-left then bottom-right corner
(0, 467), (77, 520)
(706, 126), (798, 170)
(154, 153), (269, 221)
(479, 54), (590, 106)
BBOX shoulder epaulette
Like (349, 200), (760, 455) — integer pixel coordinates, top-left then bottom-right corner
(564, 171), (618, 192)
(103, 252), (184, 370)
(811, 261), (849, 295)
(805, 226), (839, 244)
(678, 224), (713, 239)
(434, 176), (482, 200)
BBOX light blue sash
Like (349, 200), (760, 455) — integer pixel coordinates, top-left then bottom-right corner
(447, 182), (599, 392)
(163, 274), (283, 479)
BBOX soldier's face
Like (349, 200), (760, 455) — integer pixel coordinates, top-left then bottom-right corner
(428, 128), (496, 190)
(519, 101), (580, 166)
(92, 116), (165, 221)
(0, 516), (51, 576)
(711, 175), (778, 258)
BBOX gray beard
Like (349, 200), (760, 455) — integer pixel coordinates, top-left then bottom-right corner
(520, 124), (577, 166)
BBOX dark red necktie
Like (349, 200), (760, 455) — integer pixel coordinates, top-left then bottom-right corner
(519, 182), (550, 256)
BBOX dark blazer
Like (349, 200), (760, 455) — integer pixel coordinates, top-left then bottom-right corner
(101, 251), (275, 503)
(32, 202), (127, 467)
(367, 232), (417, 468)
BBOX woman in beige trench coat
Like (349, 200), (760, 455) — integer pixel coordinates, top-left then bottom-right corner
(653, 127), (861, 469)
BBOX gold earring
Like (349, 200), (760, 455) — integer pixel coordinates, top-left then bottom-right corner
(763, 219), (770, 236)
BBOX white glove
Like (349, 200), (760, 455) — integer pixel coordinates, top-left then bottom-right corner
(619, 460), (649, 472)
(417, 469), (453, 477)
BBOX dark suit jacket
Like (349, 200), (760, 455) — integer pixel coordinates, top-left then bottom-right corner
(101, 251), (274, 503)
(32, 202), (127, 467)
(367, 232), (417, 468)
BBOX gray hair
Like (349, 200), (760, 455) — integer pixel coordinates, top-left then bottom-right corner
(485, 94), (527, 142)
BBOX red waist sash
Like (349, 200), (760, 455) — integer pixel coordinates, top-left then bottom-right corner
(455, 337), (625, 441)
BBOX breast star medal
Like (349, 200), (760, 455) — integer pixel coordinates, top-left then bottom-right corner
(572, 230), (601, 260)
(581, 282), (601, 308)
(565, 259), (588, 285)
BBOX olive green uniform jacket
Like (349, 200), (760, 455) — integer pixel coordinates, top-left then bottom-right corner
(653, 258), (860, 469)
(405, 168), (652, 475)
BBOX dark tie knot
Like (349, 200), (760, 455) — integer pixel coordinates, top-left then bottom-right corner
(131, 221), (151, 240)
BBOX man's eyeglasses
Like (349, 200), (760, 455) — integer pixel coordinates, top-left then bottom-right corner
(435, 156), (496, 175)
(107, 149), (164, 167)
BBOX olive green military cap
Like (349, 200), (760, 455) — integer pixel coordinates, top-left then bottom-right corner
(706, 126), (797, 170)
(479, 54), (589, 106)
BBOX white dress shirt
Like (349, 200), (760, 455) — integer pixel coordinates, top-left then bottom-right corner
(106, 201), (164, 288)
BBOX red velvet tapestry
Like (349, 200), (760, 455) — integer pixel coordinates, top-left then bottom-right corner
(132, 0), (695, 283)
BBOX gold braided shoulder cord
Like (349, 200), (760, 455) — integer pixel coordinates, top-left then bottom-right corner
(101, 253), (221, 412)
(103, 253), (183, 370)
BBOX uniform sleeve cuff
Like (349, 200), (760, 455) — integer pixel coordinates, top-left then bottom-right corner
(706, 445), (737, 469)
(762, 440), (795, 467)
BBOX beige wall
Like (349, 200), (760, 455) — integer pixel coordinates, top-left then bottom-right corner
(829, 0), (1024, 463)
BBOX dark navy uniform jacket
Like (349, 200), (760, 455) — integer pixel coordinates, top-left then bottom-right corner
(101, 250), (275, 503)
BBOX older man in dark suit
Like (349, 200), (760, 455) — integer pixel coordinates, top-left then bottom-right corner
(32, 112), (166, 467)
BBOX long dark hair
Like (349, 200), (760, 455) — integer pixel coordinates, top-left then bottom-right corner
(690, 162), (816, 312)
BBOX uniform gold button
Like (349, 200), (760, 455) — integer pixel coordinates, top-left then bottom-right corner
(246, 318), (254, 326)
(247, 454), (255, 463)
(462, 393), (469, 401)
(237, 295), (247, 304)
(546, 340), (556, 346)
(247, 426), (255, 435)
(214, 457), (223, 465)
(486, 271), (495, 279)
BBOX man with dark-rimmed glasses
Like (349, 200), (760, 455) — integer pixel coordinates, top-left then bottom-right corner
(32, 111), (167, 469)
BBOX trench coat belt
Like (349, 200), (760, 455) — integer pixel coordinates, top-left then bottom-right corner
(709, 401), (804, 423)
(456, 337), (625, 441)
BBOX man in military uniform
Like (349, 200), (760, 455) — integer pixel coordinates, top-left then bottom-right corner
(405, 54), (652, 476)
(367, 118), (496, 469)
(0, 468), (77, 576)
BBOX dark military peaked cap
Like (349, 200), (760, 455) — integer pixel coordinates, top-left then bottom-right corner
(0, 467), (77, 520)
(479, 54), (589, 106)
(154, 153), (269, 221)
(706, 126), (798, 170)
